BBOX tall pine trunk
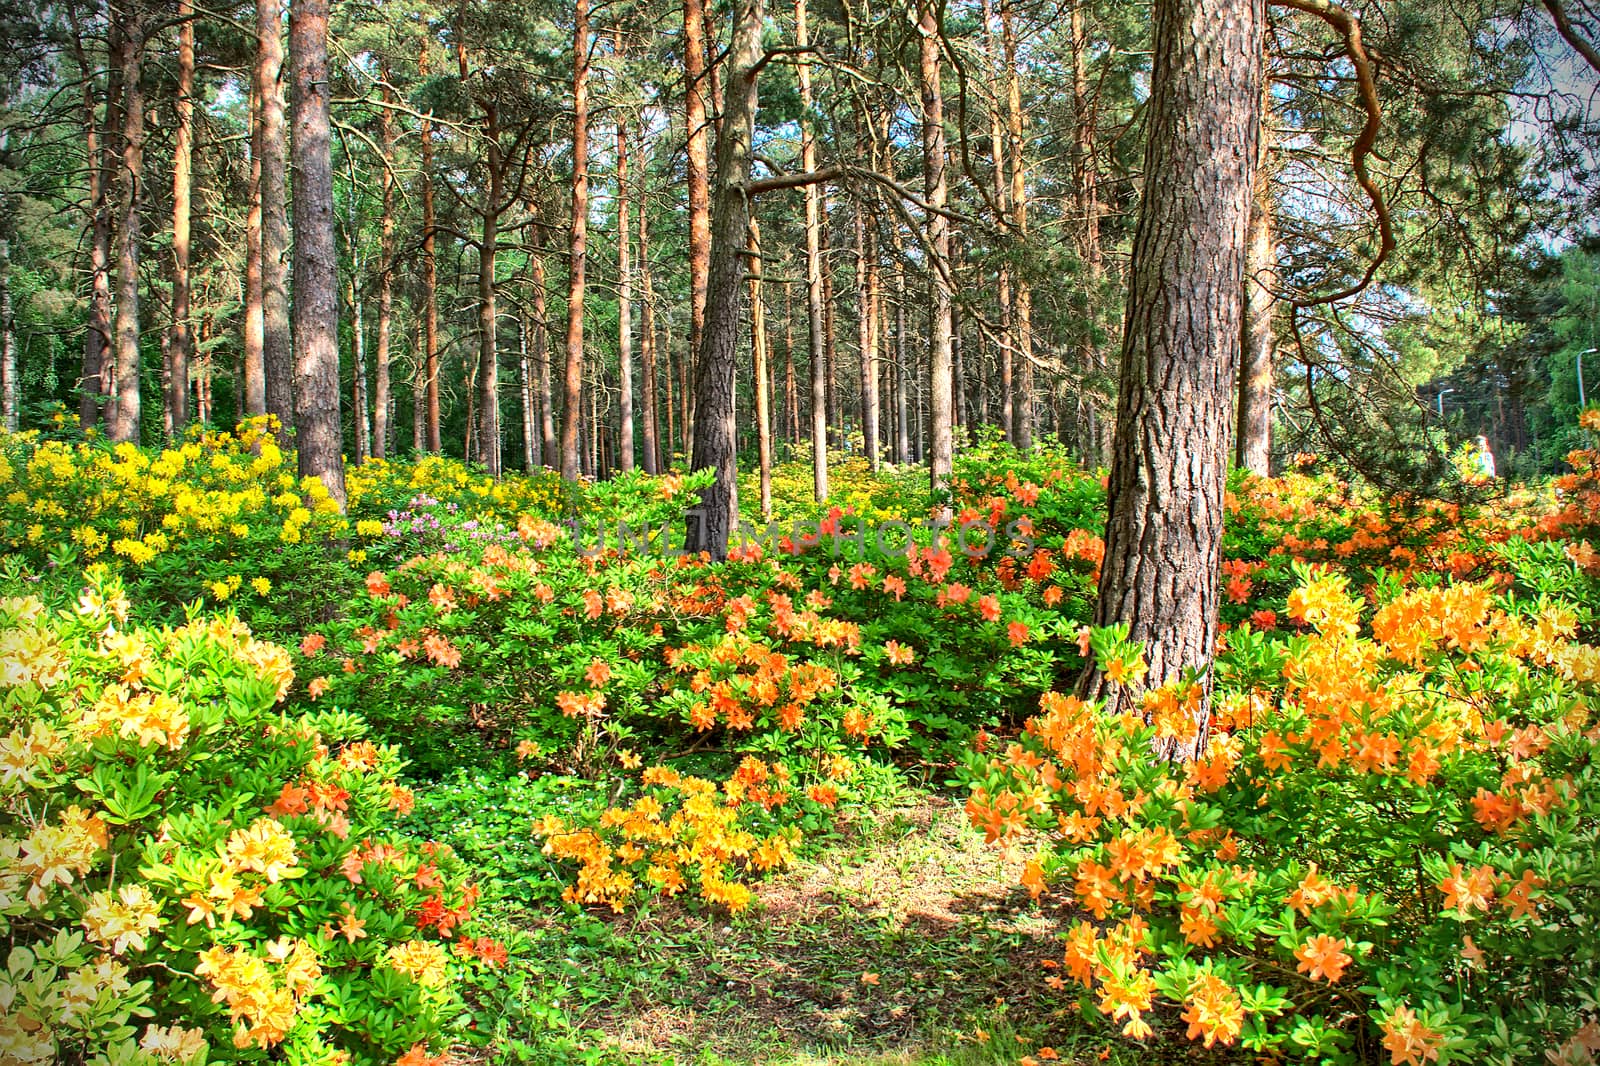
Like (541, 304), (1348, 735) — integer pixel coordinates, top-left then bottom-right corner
(796, 0), (827, 501)
(288, 0), (346, 507)
(918, 0), (954, 494)
(855, 205), (880, 469)
(639, 177), (660, 474)
(751, 218), (773, 518)
(478, 112), (503, 479)
(1081, 0), (1265, 752)
(258, 0), (293, 440)
(616, 84), (635, 472)
(108, 4), (145, 444)
(685, 0), (764, 558)
(74, 7), (115, 429)
(0, 236), (13, 432)
(164, 0), (195, 438)
(243, 77), (266, 417)
(560, 0), (591, 480)
(983, 0), (1014, 446)
(684, 0), (710, 444)
(532, 252), (556, 466)
(1003, 0), (1033, 450)
(1236, 103), (1276, 474)
(373, 77), (396, 457)
(1071, 0), (1110, 464)
(420, 44), (441, 452)
(519, 315), (536, 470)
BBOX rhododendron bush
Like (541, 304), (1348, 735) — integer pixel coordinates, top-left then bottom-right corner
(968, 565), (1599, 1063)
(0, 575), (498, 1066)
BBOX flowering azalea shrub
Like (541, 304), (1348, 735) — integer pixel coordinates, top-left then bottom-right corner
(0, 420), (566, 635)
(0, 573), (500, 1066)
(967, 568), (1599, 1063)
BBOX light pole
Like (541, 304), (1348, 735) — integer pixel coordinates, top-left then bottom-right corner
(1580, 348), (1596, 409)
(1436, 387), (1453, 417)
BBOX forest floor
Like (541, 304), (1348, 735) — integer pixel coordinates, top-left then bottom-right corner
(471, 790), (1202, 1065)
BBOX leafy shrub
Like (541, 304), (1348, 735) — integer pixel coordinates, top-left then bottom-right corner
(967, 568), (1600, 1064)
(0, 573), (500, 1066)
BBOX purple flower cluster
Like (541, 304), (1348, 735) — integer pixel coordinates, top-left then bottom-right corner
(377, 495), (521, 557)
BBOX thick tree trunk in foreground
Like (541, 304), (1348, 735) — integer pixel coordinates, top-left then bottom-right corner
(560, 0), (591, 481)
(258, 0), (293, 440)
(109, 7), (145, 444)
(919, 0), (954, 496)
(685, 0), (764, 559)
(288, 0), (346, 508)
(1080, 0), (1265, 751)
(165, 0), (195, 437)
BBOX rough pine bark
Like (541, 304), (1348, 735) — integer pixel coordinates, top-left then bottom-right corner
(1080, 0), (1265, 751)
(108, 6), (145, 445)
(165, 0), (195, 437)
(560, 0), (591, 481)
(919, 0), (954, 495)
(257, 0), (293, 440)
(685, 0), (764, 559)
(288, 0), (347, 508)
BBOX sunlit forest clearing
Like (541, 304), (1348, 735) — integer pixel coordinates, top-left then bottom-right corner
(2, 0), (1599, 1063)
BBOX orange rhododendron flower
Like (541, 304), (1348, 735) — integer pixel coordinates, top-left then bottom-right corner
(1294, 934), (1352, 983)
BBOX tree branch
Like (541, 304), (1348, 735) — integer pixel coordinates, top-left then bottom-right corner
(1271, 0), (1396, 308)
(1540, 0), (1600, 78)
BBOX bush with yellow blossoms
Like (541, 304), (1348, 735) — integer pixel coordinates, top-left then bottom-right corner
(967, 565), (1599, 1064)
(0, 573), (501, 1066)
(0, 419), (571, 638)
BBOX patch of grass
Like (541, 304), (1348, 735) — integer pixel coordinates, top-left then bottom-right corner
(432, 783), (1236, 1064)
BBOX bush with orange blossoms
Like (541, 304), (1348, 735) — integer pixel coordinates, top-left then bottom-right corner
(967, 565), (1600, 1063)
